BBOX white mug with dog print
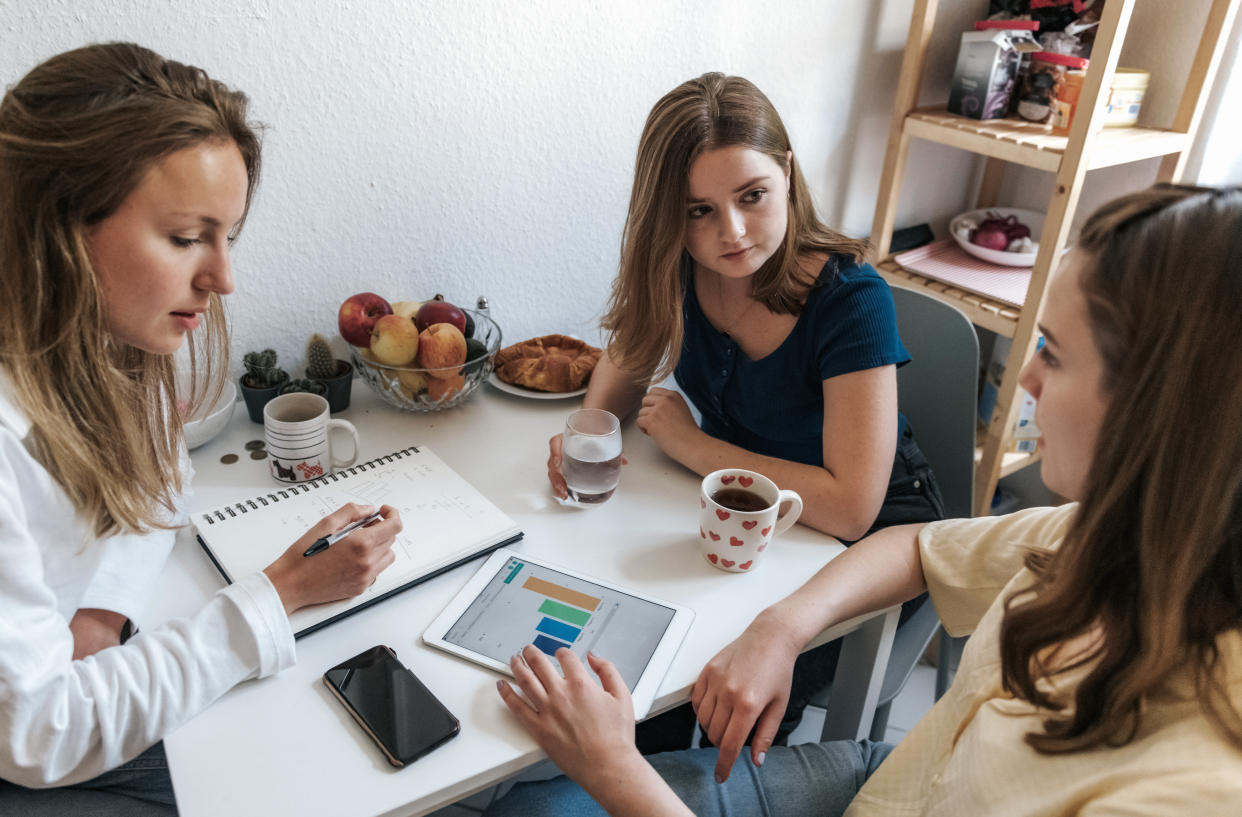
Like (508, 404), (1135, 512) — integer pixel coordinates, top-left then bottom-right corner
(698, 468), (803, 573)
(263, 393), (359, 484)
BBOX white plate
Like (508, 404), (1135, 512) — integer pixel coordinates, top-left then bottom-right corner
(949, 207), (1045, 267)
(487, 372), (587, 400)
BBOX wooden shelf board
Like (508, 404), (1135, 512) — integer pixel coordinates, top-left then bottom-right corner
(876, 258), (1020, 337)
(905, 109), (1188, 172)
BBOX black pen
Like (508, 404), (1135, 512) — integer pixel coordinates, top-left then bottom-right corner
(303, 511), (383, 557)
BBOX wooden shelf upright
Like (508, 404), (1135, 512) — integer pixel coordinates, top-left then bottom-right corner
(870, 0), (1240, 516)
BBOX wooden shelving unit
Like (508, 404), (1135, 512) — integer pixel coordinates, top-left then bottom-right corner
(871, 0), (1240, 516)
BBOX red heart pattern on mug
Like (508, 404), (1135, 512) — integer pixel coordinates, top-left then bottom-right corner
(739, 560), (753, 570)
(707, 553), (718, 564)
(741, 520), (757, 530)
(701, 498), (706, 508)
(738, 476), (753, 488)
(730, 536), (744, 547)
(761, 526), (772, 536)
(709, 531), (721, 541)
(720, 558), (735, 568)
(757, 543), (767, 552)
(721, 475), (736, 485)
(716, 509), (730, 521)
(700, 527), (706, 539)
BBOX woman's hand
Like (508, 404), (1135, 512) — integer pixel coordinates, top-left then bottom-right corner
(636, 388), (700, 454)
(69, 608), (127, 659)
(263, 503), (400, 614)
(498, 646), (639, 779)
(691, 611), (801, 783)
(498, 646), (695, 816)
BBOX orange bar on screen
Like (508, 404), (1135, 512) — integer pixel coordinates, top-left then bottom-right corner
(522, 576), (601, 611)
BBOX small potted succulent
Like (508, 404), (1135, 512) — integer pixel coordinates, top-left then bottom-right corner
(304, 332), (353, 412)
(239, 348), (289, 423)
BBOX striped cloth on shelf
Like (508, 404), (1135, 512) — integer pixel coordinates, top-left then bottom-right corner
(893, 240), (1031, 308)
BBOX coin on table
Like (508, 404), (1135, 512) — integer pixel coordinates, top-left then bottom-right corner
(249, 450), (268, 460)
(220, 453), (239, 465)
(244, 440), (266, 451)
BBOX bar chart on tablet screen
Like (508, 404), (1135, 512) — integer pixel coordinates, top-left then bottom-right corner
(444, 557), (676, 690)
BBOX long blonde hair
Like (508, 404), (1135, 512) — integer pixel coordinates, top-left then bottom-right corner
(601, 73), (869, 383)
(0, 43), (261, 536)
(1001, 185), (1242, 752)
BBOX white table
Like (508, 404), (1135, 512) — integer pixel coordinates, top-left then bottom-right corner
(151, 382), (897, 817)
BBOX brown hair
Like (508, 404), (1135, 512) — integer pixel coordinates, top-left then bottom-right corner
(0, 42), (261, 536)
(1001, 184), (1242, 752)
(601, 73), (869, 382)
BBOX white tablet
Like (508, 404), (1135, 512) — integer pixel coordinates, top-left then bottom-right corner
(423, 549), (694, 719)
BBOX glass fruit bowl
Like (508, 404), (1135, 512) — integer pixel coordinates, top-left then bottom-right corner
(349, 309), (501, 412)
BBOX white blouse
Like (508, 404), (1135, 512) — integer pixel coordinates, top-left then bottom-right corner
(0, 370), (295, 787)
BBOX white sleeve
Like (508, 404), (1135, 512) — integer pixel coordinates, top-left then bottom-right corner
(0, 475), (295, 787)
(77, 445), (195, 624)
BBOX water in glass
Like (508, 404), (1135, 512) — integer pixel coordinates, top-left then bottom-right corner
(562, 408), (622, 504)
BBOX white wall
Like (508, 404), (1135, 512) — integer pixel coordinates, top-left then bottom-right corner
(4, 1), (1231, 384)
(3, 0), (988, 380)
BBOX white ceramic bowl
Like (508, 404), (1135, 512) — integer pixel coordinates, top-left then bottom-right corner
(949, 207), (1045, 267)
(182, 380), (237, 450)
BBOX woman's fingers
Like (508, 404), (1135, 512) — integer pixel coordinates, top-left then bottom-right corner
(509, 650), (549, 712)
(548, 434), (569, 498)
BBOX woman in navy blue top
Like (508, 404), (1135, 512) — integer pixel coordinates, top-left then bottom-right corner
(543, 72), (943, 750)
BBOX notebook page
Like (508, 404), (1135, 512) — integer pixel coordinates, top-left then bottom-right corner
(192, 447), (519, 633)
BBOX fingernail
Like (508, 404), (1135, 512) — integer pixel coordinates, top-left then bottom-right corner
(496, 680), (506, 693)
(756, 752), (766, 767)
(714, 773), (724, 784)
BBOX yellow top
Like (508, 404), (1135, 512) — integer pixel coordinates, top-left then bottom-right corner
(847, 505), (1242, 817)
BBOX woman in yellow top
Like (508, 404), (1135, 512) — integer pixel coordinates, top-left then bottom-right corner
(484, 184), (1242, 816)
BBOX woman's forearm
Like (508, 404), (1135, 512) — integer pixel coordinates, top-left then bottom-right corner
(763, 522), (928, 649)
(584, 351), (647, 422)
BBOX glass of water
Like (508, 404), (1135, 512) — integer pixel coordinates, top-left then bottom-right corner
(561, 408), (622, 504)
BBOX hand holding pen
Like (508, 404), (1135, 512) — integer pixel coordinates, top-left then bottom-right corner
(303, 510), (384, 557)
(263, 503), (403, 615)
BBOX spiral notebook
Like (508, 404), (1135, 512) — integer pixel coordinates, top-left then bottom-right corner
(191, 446), (522, 638)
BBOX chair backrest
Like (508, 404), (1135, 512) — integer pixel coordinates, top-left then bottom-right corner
(891, 287), (979, 520)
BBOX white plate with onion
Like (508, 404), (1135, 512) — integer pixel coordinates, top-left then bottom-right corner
(949, 207), (1045, 267)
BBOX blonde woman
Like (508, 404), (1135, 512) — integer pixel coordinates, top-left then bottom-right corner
(0, 44), (399, 813)
(489, 184), (1242, 816)
(548, 72), (944, 751)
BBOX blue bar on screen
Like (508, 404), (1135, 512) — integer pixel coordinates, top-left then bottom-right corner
(535, 617), (582, 643)
(532, 634), (570, 657)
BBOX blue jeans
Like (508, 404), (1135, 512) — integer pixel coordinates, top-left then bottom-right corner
(0, 742), (176, 816)
(483, 739), (892, 817)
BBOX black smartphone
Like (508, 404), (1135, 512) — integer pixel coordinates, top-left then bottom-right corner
(323, 645), (460, 768)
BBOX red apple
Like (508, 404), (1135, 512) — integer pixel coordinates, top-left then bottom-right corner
(416, 323), (467, 377)
(415, 300), (466, 334)
(370, 315), (421, 366)
(338, 292), (393, 347)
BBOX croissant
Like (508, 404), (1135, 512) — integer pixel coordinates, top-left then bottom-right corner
(493, 334), (601, 393)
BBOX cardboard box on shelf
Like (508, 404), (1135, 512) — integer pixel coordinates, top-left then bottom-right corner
(978, 334), (1042, 452)
(947, 21), (1041, 120)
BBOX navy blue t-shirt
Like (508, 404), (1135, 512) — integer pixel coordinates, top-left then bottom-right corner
(674, 255), (909, 467)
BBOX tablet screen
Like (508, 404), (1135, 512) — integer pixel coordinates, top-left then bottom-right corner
(443, 555), (676, 690)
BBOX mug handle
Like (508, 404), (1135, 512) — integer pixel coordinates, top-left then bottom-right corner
(772, 489), (803, 536)
(326, 419), (360, 469)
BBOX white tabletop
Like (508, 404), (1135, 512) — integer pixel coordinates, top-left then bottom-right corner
(153, 381), (895, 817)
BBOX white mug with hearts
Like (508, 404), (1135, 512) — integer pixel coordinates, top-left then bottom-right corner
(698, 468), (803, 573)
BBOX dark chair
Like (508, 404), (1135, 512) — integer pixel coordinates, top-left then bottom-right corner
(816, 285), (978, 741)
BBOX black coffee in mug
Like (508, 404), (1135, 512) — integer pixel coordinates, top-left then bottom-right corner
(710, 488), (769, 513)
